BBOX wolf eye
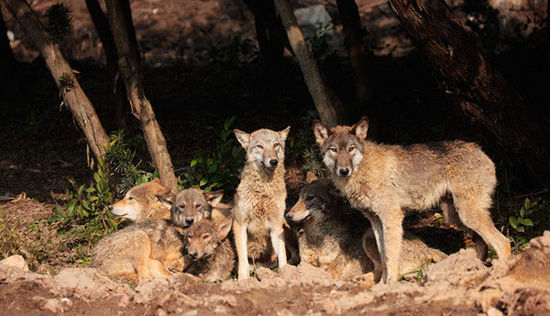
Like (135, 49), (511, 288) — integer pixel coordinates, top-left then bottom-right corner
(179, 204), (185, 209)
(305, 195), (314, 201)
(274, 143), (280, 148)
(329, 147), (337, 153)
(202, 234), (210, 240)
(349, 146), (356, 152)
(195, 204), (201, 208)
(256, 144), (264, 149)
(128, 196), (134, 200)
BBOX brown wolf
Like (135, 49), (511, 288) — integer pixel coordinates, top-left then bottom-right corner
(313, 116), (511, 283)
(184, 214), (236, 282)
(159, 189), (224, 228)
(91, 219), (185, 284)
(232, 126), (291, 280)
(109, 178), (172, 222)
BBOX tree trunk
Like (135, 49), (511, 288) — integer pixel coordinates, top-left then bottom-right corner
(390, 0), (550, 187)
(274, 0), (345, 127)
(336, 0), (373, 109)
(85, 0), (128, 131)
(0, 4), (16, 92)
(104, 0), (178, 192)
(3, 0), (110, 161)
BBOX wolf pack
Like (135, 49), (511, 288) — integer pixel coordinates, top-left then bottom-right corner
(92, 117), (511, 286)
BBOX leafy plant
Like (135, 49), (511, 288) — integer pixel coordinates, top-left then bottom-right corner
(506, 198), (537, 253)
(179, 116), (243, 193)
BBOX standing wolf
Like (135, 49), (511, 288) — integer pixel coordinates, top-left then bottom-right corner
(232, 126), (290, 280)
(313, 116), (511, 284)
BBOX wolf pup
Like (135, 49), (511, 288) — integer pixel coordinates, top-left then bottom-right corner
(184, 214), (236, 282)
(232, 126), (290, 280)
(286, 174), (372, 279)
(160, 189), (224, 228)
(91, 219), (186, 284)
(313, 117), (511, 284)
(109, 178), (172, 222)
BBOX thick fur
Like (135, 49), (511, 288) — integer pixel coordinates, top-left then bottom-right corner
(159, 189), (224, 228)
(287, 177), (372, 279)
(232, 127), (290, 280)
(109, 178), (172, 222)
(91, 219), (185, 285)
(313, 117), (511, 284)
(184, 215), (236, 282)
(362, 228), (447, 282)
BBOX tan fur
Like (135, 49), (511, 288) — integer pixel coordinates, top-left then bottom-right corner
(287, 177), (372, 279)
(362, 228), (447, 282)
(159, 189), (224, 228)
(184, 215), (236, 282)
(313, 117), (511, 284)
(109, 178), (171, 222)
(91, 219), (185, 284)
(232, 127), (290, 280)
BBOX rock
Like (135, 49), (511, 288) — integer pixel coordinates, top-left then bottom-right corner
(0, 255), (29, 271)
(424, 248), (489, 286)
(54, 268), (129, 300)
(43, 298), (64, 313)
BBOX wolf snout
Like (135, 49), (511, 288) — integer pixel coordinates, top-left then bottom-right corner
(269, 159), (278, 167)
(338, 168), (350, 176)
(108, 205), (114, 211)
(184, 218), (194, 227)
(188, 251), (198, 260)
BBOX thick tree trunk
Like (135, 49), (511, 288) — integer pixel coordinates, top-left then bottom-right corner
(3, 0), (110, 161)
(85, 0), (128, 130)
(104, 0), (178, 192)
(0, 4), (16, 92)
(336, 0), (373, 109)
(390, 0), (550, 187)
(274, 0), (345, 127)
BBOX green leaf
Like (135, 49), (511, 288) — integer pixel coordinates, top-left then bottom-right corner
(190, 159), (198, 167)
(519, 206), (525, 217)
(521, 218), (533, 226)
(208, 163), (218, 174)
(199, 178), (208, 187)
(524, 198), (530, 210)
(66, 199), (77, 213)
(434, 213), (442, 219)
(509, 217), (517, 229)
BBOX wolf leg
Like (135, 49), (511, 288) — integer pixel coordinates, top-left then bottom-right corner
(233, 220), (250, 280)
(377, 207), (403, 284)
(270, 222), (287, 269)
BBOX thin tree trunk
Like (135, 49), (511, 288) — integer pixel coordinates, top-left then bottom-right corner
(274, 0), (345, 127)
(104, 0), (178, 192)
(3, 0), (110, 161)
(0, 4), (16, 92)
(336, 0), (373, 109)
(85, 0), (128, 131)
(390, 0), (550, 187)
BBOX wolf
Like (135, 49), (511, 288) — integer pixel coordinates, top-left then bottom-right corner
(313, 116), (511, 284)
(108, 178), (172, 222)
(91, 219), (186, 284)
(159, 188), (225, 228)
(183, 214), (236, 282)
(232, 126), (291, 280)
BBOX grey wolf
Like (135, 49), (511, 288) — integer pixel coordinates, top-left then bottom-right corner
(183, 214), (236, 282)
(159, 188), (224, 228)
(108, 178), (172, 222)
(313, 116), (511, 283)
(232, 126), (291, 280)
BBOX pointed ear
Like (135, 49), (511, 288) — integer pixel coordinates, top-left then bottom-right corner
(234, 129), (250, 150)
(157, 192), (175, 208)
(151, 178), (161, 183)
(306, 171), (318, 183)
(216, 215), (233, 240)
(279, 126), (291, 141)
(350, 116), (369, 140)
(204, 190), (224, 207)
(312, 119), (330, 146)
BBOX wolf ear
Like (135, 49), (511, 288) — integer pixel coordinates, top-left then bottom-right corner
(279, 126), (291, 142)
(234, 129), (250, 150)
(157, 192), (175, 208)
(204, 190), (224, 207)
(306, 171), (318, 183)
(151, 178), (161, 184)
(312, 119), (330, 146)
(350, 116), (369, 140)
(216, 215), (233, 240)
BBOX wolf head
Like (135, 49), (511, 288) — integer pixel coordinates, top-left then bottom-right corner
(234, 127), (290, 170)
(286, 173), (335, 223)
(185, 215), (232, 260)
(159, 189), (224, 228)
(108, 178), (171, 222)
(312, 117), (369, 178)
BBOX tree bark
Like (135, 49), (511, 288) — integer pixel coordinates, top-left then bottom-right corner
(390, 0), (550, 187)
(274, 0), (345, 127)
(85, 0), (128, 130)
(336, 0), (373, 109)
(3, 0), (110, 161)
(0, 4), (16, 91)
(104, 0), (178, 192)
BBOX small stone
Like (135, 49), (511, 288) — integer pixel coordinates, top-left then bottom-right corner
(0, 255), (29, 271)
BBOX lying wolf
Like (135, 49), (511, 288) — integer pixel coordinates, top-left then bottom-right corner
(313, 116), (511, 283)
(109, 178), (172, 222)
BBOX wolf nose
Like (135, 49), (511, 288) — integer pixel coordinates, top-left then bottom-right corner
(339, 168), (349, 176)
(108, 205), (113, 211)
(189, 251), (198, 259)
(269, 159), (278, 167)
(184, 218), (194, 226)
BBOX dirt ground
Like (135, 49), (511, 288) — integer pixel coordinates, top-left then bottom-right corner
(1, 231), (549, 315)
